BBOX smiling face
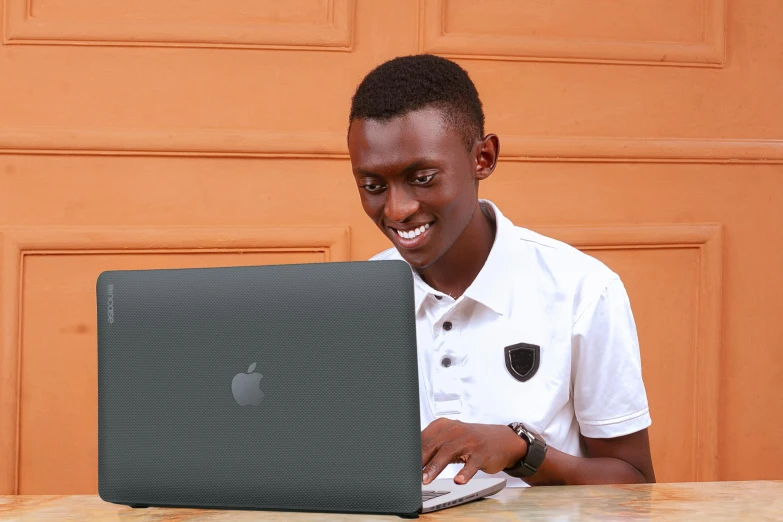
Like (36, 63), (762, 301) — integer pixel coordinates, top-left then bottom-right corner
(348, 106), (498, 271)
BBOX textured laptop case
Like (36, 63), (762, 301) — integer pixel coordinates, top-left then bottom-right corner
(97, 260), (423, 516)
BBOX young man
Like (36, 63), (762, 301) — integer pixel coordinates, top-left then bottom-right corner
(346, 54), (655, 487)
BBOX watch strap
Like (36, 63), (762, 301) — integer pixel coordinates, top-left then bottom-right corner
(523, 436), (547, 474)
(506, 423), (547, 477)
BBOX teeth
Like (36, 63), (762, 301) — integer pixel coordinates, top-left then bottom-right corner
(396, 223), (431, 240)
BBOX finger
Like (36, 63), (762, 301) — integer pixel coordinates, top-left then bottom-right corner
(422, 443), (463, 485)
(454, 456), (482, 485)
(421, 419), (456, 465)
(421, 417), (453, 442)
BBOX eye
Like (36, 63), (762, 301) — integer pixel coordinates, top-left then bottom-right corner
(412, 173), (436, 185)
(360, 182), (385, 194)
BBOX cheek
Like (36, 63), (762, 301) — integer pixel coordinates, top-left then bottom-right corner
(437, 168), (476, 207)
(438, 183), (473, 219)
(359, 194), (384, 220)
(433, 184), (477, 239)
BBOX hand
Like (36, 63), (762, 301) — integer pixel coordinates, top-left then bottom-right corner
(421, 418), (528, 485)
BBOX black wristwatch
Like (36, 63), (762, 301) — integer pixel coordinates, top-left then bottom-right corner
(505, 422), (547, 477)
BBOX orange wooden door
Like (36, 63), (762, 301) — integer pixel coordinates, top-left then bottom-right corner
(1, 0), (782, 494)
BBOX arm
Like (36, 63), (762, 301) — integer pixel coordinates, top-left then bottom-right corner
(421, 420), (655, 486)
(512, 429), (655, 485)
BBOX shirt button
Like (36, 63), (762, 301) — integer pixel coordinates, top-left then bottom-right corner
(435, 295), (443, 300)
(443, 321), (453, 331)
(441, 357), (452, 368)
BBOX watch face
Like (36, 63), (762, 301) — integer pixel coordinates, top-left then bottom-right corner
(510, 422), (545, 447)
(510, 423), (528, 438)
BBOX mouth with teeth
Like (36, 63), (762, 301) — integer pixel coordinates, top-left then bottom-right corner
(389, 222), (433, 249)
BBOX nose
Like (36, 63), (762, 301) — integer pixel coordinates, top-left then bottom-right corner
(384, 185), (419, 224)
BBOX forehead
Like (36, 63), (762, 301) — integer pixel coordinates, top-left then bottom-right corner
(348, 107), (465, 173)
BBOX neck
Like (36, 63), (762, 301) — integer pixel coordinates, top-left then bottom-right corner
(417, 202), (496, 299)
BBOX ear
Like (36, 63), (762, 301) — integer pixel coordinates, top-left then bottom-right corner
(474, 134), (499, 181)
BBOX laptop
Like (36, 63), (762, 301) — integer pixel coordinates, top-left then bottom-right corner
(96, 260), (505, 517)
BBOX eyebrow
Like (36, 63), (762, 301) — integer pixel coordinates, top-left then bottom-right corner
(354, 160), (431, 177)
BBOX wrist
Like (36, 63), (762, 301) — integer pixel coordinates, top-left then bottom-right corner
(505, 422), (547, 477)
(506, 427), (529, 468)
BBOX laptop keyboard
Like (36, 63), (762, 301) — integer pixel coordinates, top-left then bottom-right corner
(422, 490), (450, 502)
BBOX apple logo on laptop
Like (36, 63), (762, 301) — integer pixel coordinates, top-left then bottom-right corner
(232, 362), (264, 406)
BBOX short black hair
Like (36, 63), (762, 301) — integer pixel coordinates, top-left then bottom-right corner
(348, 54), (485, 151)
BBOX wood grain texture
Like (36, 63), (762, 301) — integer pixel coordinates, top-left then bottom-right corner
(0, 226), (350, 494)
(2, 481), (783, 520)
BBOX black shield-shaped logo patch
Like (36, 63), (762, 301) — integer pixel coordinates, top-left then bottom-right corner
(504, 343), (540, 383)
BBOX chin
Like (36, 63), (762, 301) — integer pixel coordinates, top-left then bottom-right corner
(398, 250), (438, 271)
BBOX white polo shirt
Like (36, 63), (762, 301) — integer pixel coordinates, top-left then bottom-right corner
(370, 200), (651, 487)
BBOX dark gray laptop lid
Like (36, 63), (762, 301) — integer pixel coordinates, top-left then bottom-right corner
(97, 260), (422, 516)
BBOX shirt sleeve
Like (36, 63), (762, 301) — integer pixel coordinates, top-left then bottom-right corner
(571, 277), (652, 439)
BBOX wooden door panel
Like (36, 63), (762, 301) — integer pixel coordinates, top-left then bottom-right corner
(7, 0), (354, 48)
(423, 0), (724, 66)
(18, 249), (328, 493)
(2, 227), (349, 493)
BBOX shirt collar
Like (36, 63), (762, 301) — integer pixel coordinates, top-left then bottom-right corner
(459, 200), (517, 316)
(394, 199), (520, 316)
